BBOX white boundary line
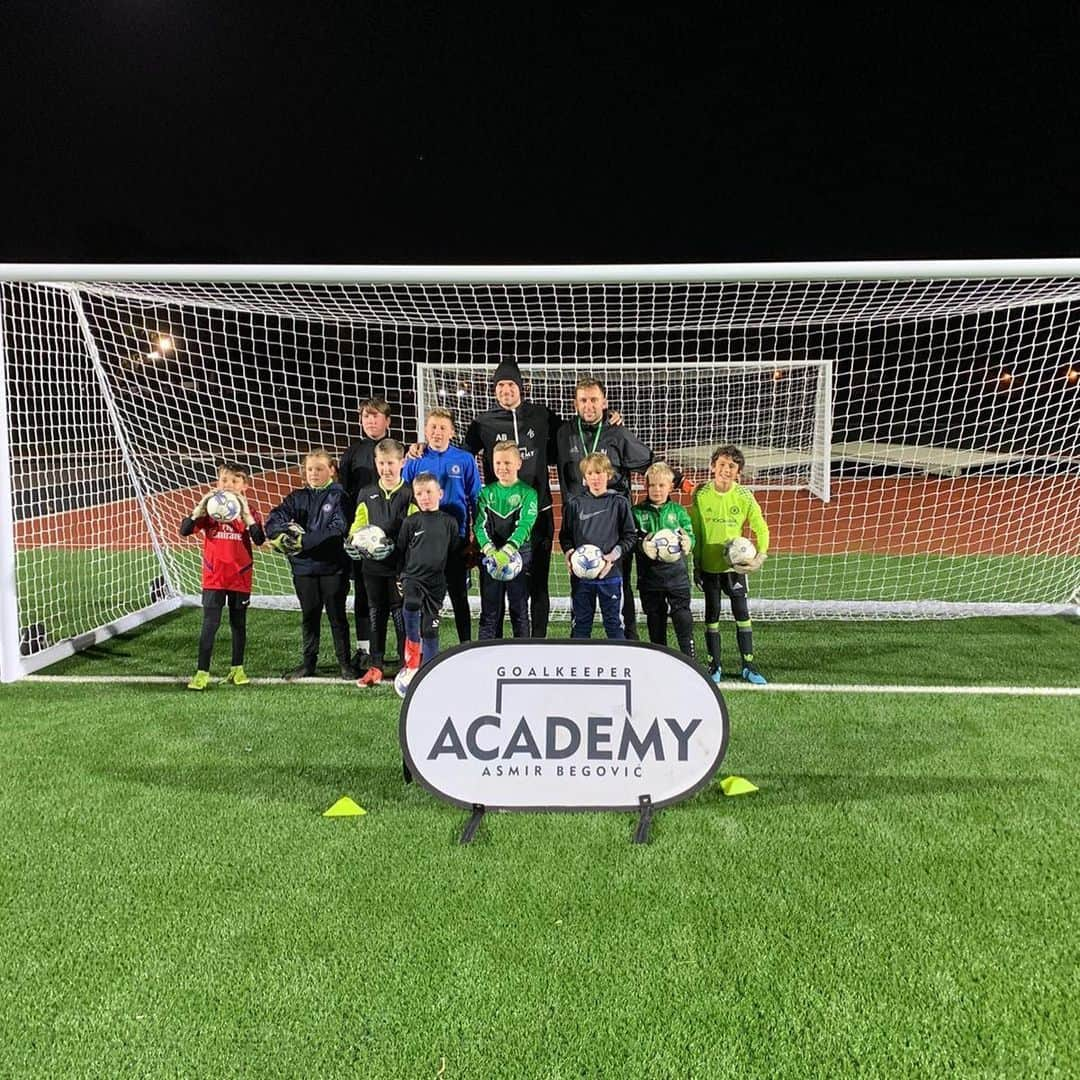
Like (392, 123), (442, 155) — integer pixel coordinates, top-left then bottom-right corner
(18, 675), (1080, 696)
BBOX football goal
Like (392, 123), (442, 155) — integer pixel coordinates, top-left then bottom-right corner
(2, 261), (1079, 680)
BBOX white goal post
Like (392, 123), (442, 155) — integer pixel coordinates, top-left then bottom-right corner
(2, 260), (1079, 681)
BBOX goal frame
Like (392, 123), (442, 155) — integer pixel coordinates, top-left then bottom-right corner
(3, 259), (1080, 682)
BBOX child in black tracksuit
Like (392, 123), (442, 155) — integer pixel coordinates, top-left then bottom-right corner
(347, 438), (413, 688)
(265, 449), (353, 680)
(559, 453), (638, 639)
(396, 472), (462, 674)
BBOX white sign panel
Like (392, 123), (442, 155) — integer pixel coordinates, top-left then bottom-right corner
(400, 640), (728, 810)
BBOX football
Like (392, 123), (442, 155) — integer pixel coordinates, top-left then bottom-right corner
(486, 550), (524, 582)
(351, 523), (388, 558)
(726, 536), (757, 566)
(394, 665), (417, 699)
(206, 490), (242, 523)
(643, 527), (683, 563)
(570, 543), (605, 580)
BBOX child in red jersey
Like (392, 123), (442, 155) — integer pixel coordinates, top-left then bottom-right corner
(179, 462), (265, 690)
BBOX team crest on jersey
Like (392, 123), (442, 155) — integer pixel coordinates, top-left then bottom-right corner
(450, 465), (461, 475)
(510, 494), (521, 507)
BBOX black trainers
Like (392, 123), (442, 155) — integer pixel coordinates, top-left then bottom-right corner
(339, 662), (358, 681)
(283, 665), (315, 681)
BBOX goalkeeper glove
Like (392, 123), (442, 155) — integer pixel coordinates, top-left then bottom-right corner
(482, 554), (498, 578)
(191, 491), (212, 519)
(234, 491), (256, 527)
(343, 539), (365, 561)
(733, 551), (768, 574)
(491, 548), (513, 572)
(270, 521), (305, 555)
(676, 527), (693, 555)
(371, 538), (395, 561)
(482, 543), (496, 558)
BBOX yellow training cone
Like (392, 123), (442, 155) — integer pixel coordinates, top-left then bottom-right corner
(720, 775), (759, 797)
(323, 796), (367, 817)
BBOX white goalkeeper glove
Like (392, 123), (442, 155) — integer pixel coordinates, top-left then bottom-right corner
(234, 491), (256, 527)
(370, 538), (395, 561)
(676, 527), (693, 555)
(733, 551), (767, 574)
(191, 491), (212, 519)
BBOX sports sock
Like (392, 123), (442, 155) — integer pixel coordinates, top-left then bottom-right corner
(736, 620), (754, 663)
(705, 623), (721, 668)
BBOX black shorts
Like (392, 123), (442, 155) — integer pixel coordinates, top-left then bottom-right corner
(201, 589), (251, 610)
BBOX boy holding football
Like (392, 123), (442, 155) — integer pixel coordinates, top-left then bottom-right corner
(347, 438), (413, 688)
(633, 462), (696, 658)
(179, 461), (265, 690)
(339, 396), (394, 668)
(559, 453), (637, 640)
(395, 473), (461, 687)
(474, 443), (538, 639)
(689, 444), (770, 685)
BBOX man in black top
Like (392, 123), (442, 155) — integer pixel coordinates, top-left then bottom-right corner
(463, 360), (562, 638)
(555, 375), (654, 639)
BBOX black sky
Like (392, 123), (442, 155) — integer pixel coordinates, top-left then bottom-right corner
(4, 4), (1080, 265)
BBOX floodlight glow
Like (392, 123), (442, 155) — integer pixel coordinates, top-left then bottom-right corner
(1066, 368), (1079, 385)
(158, 335), (173, 352)
(998, 371), (1013, 387)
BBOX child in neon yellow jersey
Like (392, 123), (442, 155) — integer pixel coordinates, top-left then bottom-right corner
(689, 444), (770, 685)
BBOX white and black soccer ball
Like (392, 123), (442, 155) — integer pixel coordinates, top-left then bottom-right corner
(726, 536), (757, 566)
(351, 523), (388, 558)
(570, 543), (605, 580)
(487, 550), (524, 582)
(394, 665), (417, 699)
(206, 490), (242, 523)
(643, 527), (683, 563)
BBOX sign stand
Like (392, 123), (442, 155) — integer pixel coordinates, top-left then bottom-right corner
(633, 794), (654, 844)
(460, 804), (486, 845)
(403, 759), (412, 784)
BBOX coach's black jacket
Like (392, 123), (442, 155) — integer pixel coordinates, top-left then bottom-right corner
(266, 482), (350, 577)
(464, 402), (562, 512)
(558, 490), (638, 561)
(556, 419), (653, 502)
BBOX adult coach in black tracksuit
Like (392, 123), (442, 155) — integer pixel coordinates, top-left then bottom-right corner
(556, 376), (654, 639)
(464, 360), (563, 638)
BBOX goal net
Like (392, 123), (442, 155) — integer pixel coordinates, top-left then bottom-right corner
(2, 263), (1079, 679)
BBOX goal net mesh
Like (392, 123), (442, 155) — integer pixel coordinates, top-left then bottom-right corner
(4, 272), (1080, 670)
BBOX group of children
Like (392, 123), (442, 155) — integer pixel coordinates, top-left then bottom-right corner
(181, 403), (771, 690)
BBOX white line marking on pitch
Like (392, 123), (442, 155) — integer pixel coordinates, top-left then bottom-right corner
(18, 675), (1080, 696)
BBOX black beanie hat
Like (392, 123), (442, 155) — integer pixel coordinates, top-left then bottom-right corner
(492, 359), (524, 397)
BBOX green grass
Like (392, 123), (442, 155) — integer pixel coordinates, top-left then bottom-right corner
(3, 614), (1079, 1076)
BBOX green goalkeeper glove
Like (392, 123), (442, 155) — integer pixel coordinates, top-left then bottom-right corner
(270, 522), (305, 555)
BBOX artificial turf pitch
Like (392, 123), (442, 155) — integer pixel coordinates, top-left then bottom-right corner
(1, 612), (1078, 1077)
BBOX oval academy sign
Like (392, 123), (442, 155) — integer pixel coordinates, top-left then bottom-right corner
(399, 640), (728, 811)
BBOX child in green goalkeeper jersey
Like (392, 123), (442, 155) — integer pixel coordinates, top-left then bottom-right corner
(475, 443), (539, 638)
(633, 462), (695, 658)
(689, 444), (770, 685)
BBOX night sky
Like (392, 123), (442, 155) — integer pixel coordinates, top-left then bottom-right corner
(4, 5), (1080, 265)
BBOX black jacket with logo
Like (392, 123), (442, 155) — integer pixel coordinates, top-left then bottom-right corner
(464, 401), (562, 512)
(265, 482), (349, 577)
(558, 490), (638, 560)
(397, 509), (461, 585)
